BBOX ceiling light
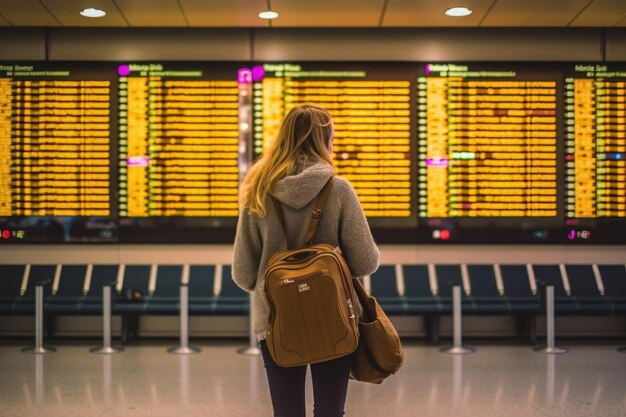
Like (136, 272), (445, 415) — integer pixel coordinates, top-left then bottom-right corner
(80, 8), (107, 18)
(445, 7), (472, 17)
(258, 10), (279, 20)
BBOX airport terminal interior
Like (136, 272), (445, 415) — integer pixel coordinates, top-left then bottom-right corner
(1, 1), (626, 416)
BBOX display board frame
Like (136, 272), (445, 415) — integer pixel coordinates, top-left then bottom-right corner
(0, 60), (624, 244)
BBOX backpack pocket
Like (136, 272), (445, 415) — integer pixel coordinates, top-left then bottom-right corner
(269, 270), (355, 366)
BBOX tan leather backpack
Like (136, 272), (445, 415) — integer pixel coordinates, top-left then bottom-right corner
(264, 178), (359, 367)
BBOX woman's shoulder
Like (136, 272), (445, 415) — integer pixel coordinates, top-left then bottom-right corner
(330, 175), (359, 201)
(330, 175), (353, 191)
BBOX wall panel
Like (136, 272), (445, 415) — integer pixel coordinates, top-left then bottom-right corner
(48, 28), (252, 61)
(0, 28), (46, 60)
(606, 28), (626, 61)
(252, 28), (603, 61)
(0, 27), (614, 62)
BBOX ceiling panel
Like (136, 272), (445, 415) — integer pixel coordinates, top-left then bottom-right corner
(481, 0), (590, 26)
(179, 0), (267, 27)
(115, 0), (186, 27)
(384, 0), (494, 26)
(0, 0), (624, 28)
(572, 0), (626, 26)
(272, 0), (383, 27)
(41, 0), (128, 26)
(0, 0), (60, 26)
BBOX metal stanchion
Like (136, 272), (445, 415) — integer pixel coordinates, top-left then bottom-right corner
(22, 280), (56, 354)
(441, 285), (474, 354)
(91, 282), (124, 354)
(612, 264), (626, 353)
(534, 285), (568, 354)
(168, 280), (201, 355)
(238, 293), (260, 355)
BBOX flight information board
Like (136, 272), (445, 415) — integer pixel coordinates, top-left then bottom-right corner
(565, 64), (626, 219)
(418, 64), (559, 218)
(119, 63), (240, 217)
(252, 63), (417, 227)
(0, 63), (117, 242)
(1, 61), (625, 244)
(116, 63), (244, 242)
(415, 63), (565, 242)
(562, 63), (626, 243)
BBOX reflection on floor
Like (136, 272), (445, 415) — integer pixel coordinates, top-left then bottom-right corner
(1, 341), (625, 417)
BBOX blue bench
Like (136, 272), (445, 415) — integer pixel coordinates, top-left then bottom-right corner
(79, 265), (120, 314)
(499, 265), (540, 342)
(563, 265), (613, 314)
(0, 263), (248, 342)
(143, 265), (248, 315)
(500, 265), (540, 313)
(403, 265), (441, 314)
(1, 263), (624, 343)
(0, 265), (28, 314)
(113, 264), (247, 341)
(46, 265), (86, 315)
(598, 265), (626, 313)
(367, 264), (625, 343)
(369, 266), (406, 314)
(533, 265), (579, 313)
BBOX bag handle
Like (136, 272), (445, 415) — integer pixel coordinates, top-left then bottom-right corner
(276, 247), (327, 263)
(351, 278), (372, 320)
(273, 177), (334, 249)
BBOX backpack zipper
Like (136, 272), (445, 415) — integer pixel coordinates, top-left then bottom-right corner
(347, 298), (355, 319)
(279, 269), (329, 287)
(322, 251), (358, 323)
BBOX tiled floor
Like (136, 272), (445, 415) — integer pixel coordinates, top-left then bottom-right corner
(1, 340), (625, 417)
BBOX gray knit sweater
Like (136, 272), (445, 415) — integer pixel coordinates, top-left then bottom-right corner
(231, 160), (380, 339)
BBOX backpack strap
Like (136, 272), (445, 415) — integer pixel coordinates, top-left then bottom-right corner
(304, 177), (333, 246)
(273, 177), (334, 249)
(273, 198), (289, 249)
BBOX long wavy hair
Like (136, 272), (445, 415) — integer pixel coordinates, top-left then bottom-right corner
(241, 103), (335, 217)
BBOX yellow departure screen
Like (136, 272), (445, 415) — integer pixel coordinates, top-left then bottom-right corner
(118, 64), (239, 217)
(418, 65), (558, 217)
(254, 64), (413, 218)
(0, 73), (111, 216)
(565, 65), (626, 218)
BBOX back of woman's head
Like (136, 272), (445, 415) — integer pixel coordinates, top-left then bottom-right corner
(242, 104), (335, 217)
(276, 104), (334, 161)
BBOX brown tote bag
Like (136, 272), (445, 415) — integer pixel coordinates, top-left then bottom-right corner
(350, 278), (404, 384)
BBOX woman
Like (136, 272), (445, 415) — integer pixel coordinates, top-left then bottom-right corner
(232, 103), (380, 417)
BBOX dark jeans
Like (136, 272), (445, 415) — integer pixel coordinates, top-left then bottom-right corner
(259, 340), (353, 417)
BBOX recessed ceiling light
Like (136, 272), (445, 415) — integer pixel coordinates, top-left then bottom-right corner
(80, 8), (107, 18)
(445, 7), (472, 17)
(258, 10), (279, 20)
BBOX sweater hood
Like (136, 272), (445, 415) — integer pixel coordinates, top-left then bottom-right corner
(272, 161), (334, 209)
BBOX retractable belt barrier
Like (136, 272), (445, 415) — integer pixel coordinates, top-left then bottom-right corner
(22, 280), (56, 355)
(238, 293), (261, 356)
(534, 284), (568, 354)
(90, 282), (124, 355)
(168, 265), (201, 355)
(441, 285), (474, 355)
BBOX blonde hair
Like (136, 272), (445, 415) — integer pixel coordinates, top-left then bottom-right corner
(242, 103), (335, 217)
